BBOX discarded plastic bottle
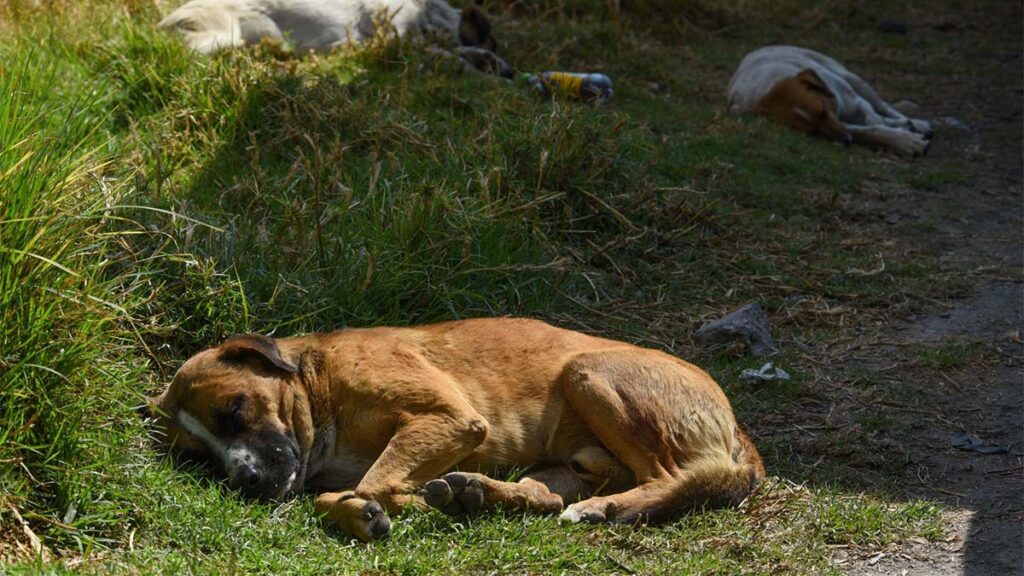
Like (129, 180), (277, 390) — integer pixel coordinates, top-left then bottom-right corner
(520, 71), (613, 105)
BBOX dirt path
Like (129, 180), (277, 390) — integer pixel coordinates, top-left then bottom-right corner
(831, 4), (1023, 574)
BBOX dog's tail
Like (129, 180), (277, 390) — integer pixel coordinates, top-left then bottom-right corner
(614, 424), (765, 525)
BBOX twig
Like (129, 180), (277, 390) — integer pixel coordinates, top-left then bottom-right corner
(930, 486), (967, 498)
(604, 553), (637, 575)
(940, 372), (964, 394)
(986, 465), (1024, 475)
(577, 188), (637, 231)
(7, 504), (47, 560)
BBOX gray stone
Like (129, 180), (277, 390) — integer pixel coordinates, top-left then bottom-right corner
(693, 302), (775, 357)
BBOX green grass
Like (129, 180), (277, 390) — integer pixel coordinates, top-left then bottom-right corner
(0, 0), (970, 572)
(913, 339), (988, 370)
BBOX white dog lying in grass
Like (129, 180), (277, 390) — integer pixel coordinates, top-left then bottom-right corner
(728, 45), (933, 156)
(159, 0), (513, 76)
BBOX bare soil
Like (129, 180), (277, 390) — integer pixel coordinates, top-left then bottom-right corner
(821, 3), (1023, 573)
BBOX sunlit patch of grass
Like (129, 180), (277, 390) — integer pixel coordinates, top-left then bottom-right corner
(0, 56), (143, 556)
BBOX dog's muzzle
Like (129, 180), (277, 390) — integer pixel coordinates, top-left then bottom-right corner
(227, 428), (301, 499)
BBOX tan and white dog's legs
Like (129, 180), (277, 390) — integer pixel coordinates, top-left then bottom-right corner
(841, 72), (933, 136)
(844, 124), (930, 157)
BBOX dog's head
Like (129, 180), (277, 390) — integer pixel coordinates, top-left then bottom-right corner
(141, 335), (304, 499)
(459, 1), (497, 52)
(457, 2), (515, 78)
(755, 69), (852, 144)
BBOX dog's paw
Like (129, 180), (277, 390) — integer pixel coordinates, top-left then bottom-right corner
(423, 472), (485, 515)
(908, 118), (934, 139)
(558, 499), (611, 524)
(315, 491), (391, 542)
(894, 131), (930, 158)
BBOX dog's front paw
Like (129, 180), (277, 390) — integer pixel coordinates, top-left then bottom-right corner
(315, 491), (391, 541)
(423, 472), (485, 515)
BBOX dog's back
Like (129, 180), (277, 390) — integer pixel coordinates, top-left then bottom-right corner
(160, 0), (463, 54)
(727, 46), (847, 113)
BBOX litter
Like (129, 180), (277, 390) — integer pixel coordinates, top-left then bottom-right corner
(740, 362), (790, 383)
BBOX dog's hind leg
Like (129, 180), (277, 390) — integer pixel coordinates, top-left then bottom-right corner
(842, 72), (933, 136)
(558, 453), (757, 524)
(844, 123), (930, 157)
(556, 351), (762, 524)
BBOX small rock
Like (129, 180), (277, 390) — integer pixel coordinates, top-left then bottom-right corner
(884, 211), (903, 225)
(932, 20), (960, 32)
(939, 116), (970, 130)
(694, 302), (775, 356)
(950, 432), (1008, 455)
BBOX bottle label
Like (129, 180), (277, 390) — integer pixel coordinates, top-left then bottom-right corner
(543, 72), (584, 99)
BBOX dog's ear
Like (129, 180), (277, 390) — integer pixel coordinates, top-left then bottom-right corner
(459, 4), (497, 51)
(796, 69), (834, 100)
(219, 334), (298, 374)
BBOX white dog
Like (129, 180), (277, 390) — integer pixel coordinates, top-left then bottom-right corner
(728, 46), (933, 156)
(159, 0), (511, 75)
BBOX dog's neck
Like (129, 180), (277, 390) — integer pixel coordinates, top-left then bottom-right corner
(292, 344), (333, 428)
(281, 339), (335, 490)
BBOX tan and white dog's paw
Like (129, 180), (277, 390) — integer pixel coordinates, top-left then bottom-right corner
(908, 118), (934, 139)
(315, 491), (391, 541)
(895, 130), (931, 157)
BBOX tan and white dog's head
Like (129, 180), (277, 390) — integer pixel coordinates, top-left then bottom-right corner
(142, 335), (305, 500)
(753, 69), (853, 144)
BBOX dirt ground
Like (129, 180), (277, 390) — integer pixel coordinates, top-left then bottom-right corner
(814, 4), (1023, 574)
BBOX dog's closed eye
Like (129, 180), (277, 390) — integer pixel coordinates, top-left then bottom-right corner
(214, 394), (248, 435)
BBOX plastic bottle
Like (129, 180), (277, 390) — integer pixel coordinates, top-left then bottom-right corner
(519, 71), (613, 105)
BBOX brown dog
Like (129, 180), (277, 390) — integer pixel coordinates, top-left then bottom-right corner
(144, 317), (764, 541)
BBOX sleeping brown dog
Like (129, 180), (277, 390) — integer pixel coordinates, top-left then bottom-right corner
(143, 317), (764, 541)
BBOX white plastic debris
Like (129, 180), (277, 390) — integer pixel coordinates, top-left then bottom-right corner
(740, 362), (790, 383)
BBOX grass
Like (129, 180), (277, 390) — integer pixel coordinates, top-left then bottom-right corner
(913, 339), (988, 370)
(0, 0), (980, 572)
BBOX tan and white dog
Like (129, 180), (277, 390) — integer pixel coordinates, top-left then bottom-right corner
(728, 45), (933, 156)
(159, 0), (513, 76)
(143, 318), (764, 541)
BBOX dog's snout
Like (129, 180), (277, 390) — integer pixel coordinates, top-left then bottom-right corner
(240, 464), (261, 488)
(225, 430), (301, 499)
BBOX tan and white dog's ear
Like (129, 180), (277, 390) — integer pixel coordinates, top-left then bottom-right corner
(219, 334), (298, 374)
(796, 69), (834, 99)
